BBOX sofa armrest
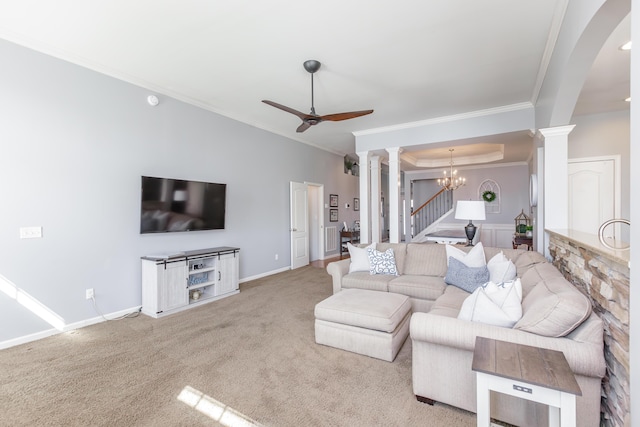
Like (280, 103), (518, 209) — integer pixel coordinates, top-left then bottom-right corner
(410, 312), (605, 378)
(326, 259), (351, 294)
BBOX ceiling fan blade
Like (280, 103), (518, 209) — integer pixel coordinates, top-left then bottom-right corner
(319, 110), (374, 122)
(262, 100), (310, 120)
(296, 121), (312, 133)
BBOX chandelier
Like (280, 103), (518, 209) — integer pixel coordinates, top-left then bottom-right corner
(438, 149), (466, 191)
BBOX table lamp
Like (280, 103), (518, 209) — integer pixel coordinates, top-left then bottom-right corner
(454, 200), (486, 246)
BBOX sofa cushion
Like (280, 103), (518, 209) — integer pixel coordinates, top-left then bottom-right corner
(444, 257), (490, 293)
(446, 242), (486, 267)
(519, 262), (564, 297)
(513, 250), (548, 277)
(314, 289), (411, 333)
(347, 242), (376, 273)
(376, 243), (408, 274)
(388, 275), (447, 301)
(403, 243), (448, 276)
(458, 279), (523, 327)
(367, 248), (399, 276)
(514, 274), (592, 337)
(342, 271), (395, 292)
(429, 286), (469, 318)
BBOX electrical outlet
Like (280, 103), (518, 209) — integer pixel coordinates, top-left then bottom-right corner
(86, 288), (94, 300)
(19, 226), (43, 239)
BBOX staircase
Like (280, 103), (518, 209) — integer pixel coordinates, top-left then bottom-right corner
(410, 188), (453, 242)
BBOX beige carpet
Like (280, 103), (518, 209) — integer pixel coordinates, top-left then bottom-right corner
(0, 266), (478, 426)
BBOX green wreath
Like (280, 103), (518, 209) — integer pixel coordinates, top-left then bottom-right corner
(482, 190), (496, 202)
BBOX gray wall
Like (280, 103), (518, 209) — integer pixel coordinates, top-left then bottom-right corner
(0, 39), (356, 342)
(406, 163), (530, 229)
(569, 110), (630, 222)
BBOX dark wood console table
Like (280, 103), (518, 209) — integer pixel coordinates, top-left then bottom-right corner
(340, 230), (360, 259)
(512, 235), (533, 251)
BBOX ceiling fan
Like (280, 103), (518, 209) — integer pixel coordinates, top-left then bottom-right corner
(262, 60), (374, 133)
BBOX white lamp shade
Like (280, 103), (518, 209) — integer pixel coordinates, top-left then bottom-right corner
(454, 200), (486, 221)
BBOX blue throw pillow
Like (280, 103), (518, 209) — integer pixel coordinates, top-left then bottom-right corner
(367, 248), (399, 276)
(444, 256), (490, 293)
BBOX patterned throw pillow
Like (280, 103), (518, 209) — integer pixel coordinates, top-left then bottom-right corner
(367, 248), (399, 276)
(444, 256), (490, 293)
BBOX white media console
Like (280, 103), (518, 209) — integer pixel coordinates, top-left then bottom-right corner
(141, 246), (240, 318)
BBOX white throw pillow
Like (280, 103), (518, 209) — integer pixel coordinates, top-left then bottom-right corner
(487, 251), (517, 284)
(347, 242), (376, 273)
(457, 279), (523, 328)
(445, 242), (486, 268)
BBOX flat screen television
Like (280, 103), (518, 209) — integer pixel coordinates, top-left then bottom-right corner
(140, 176), (226, 233)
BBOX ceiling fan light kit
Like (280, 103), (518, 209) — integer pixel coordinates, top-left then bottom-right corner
(262, 60), (373, 133)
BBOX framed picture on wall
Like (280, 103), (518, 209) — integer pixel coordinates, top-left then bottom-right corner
(354, 198), (359, 211)
(330, 209), (338, 222)
(329, 194), (338, 207)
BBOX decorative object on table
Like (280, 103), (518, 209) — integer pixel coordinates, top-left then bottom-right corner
(478, 179), (501, 214)
(526, 225), (533, 238)
(344, 157), (354, 174)
(351, 161), (359, 177)
(514, 209), (531, 235)
(329, 194), (338, 207)
(330, 209), (338, 222)
(482, 190), (496, 202)
(262, 60), (373, 133)
(438, 148), (466, 191)
(354, 197), (359, 211)
(353, 220), (360, 231)
(454, 200), (486, 246)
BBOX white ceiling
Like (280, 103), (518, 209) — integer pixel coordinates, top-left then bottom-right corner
(0, 1), (630, 168)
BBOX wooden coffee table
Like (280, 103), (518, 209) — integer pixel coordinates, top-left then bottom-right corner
(472, 337), (581, 427)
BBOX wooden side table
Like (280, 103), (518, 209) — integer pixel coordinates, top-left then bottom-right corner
(512, 234), (533, 250)
(472, 337), (581, 427)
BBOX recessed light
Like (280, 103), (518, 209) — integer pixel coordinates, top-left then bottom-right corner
(619, 41), (632, 51)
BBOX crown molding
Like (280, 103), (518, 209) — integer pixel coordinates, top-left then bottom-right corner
(353, 102), (534, 137)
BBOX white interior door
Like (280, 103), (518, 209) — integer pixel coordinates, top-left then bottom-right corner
(568, 158), (619, 237)
(290, 181), (309, 269)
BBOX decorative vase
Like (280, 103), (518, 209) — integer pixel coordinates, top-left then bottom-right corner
(526, 230), (533, 238)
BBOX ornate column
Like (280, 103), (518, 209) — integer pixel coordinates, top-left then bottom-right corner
(537, 125), (575, 257)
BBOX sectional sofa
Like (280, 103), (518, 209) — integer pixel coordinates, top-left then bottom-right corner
(326, 242), (606, 427)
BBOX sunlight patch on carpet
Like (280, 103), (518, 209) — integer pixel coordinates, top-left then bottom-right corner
(0, 273), (65, 330)
(178, 386), (263, 427)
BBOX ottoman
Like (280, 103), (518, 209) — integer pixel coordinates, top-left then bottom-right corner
(314, 289), (412, 362)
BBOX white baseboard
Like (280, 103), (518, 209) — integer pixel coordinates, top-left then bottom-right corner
(239, 266), (290, 283)
(0, 305), (142, 350)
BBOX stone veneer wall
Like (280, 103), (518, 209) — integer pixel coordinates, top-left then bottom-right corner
(548, 234), (629, 427)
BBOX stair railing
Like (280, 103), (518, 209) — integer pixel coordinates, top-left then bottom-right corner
(411, 188), (453, 237)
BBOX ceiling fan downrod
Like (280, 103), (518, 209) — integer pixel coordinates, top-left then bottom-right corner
(304, 60), (321, 116)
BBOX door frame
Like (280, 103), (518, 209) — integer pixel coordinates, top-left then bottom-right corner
(306, 182), (325, 261)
